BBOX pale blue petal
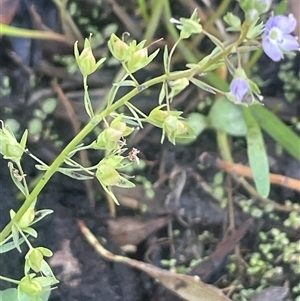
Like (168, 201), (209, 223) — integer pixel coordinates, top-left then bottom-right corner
(264, 16), (277, 32)
(276, 14), (297, 34)
(230, 78), (250, 102)
(262, 37), (282, 61)
(279, 35), (299, 51)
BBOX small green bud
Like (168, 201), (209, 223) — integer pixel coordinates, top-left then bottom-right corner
(108, 34), (159, 73)
(169, 78), (189, 98)
(25, 247), (53, 273)
(96, 163), (120, 186)
(18, 275), (43, 297)
(18, 207), (35, 229)
(148, 107), (169, 127)
(108, 33), (130, 61)
(74, 36), (106, 77)
(239, 0), (272, 22)
(163, 116), (188, 144)
(0, 120), (27, 163)
(105, 127), (124, 142)
(110, 118), (127, 133)
(26, 248), (43, 273)
(223, 12), (242, 30)
(127, 47), (160, 73)
(171, 9), (202, 39)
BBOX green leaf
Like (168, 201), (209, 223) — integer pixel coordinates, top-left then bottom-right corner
(8, 163), (27, 196)
(275, 0), (288, 14)
(176, 112), (208, 145)
(0, 288), (28, 301)
(0, 237), (25, 254)
(209, 97), (247, 136)
(23, 227), (38, 238)
(158, 82), (166, 105)
(20, 129), (28, 150)
(84, 88), (94, 118)
(243, 107), (270, 197)
(163, 45), (169, 73)
(33, 210), (53, 225)
(223, 12), (241, 31)
(125, 104), (144, 128)
(116, 176), (135, 188)
(11, 224), (21, 253)
(190, 78), (216, 94)
(58, 168), (94, 180)
(113, 80), (137, 87)
(250, 105), (300, 161)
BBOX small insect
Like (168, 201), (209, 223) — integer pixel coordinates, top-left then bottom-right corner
(128, 148), (140, 165)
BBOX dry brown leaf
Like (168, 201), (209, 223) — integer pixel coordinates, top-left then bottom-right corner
(106, 216), (168, 246)
(78, 219), (232, 301)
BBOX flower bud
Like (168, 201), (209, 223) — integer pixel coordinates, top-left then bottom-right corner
(148, 107), (169, 127)
(74, 37), (106, 77)
(171, 9), (202, 39)
(26, 248), (43, 273)
(0, 121), (27, 163)
(163, 116), (188, 144)
(25, 247), (53, 273)
(169, 78), (189, 98)
(239, 0), (272, 21)
(18, 207), (35, 229)
(108, 33), (130, 61)
(96, 163), (120, 186)
(18, 275), (43, 297)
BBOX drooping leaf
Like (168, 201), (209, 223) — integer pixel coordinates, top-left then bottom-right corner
(0, 237), (25, 254)
(243, 107), (270, 197)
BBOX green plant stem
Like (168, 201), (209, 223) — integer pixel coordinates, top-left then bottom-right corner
(162, 1), (198, 64)
(0, 30), (247, 243)
(204, 0), (231, 31)
(0, 24), (72, 43)
(0, 275), (20, 284)
(18, 225), (32, 249)
(167, 38), (182, 74)
(138, 0), (149, 22)
(83, 77), (94, 117)
(144, 0), (165, 42)
(126, 102), (148, 119)
(184, 0), (231, 58)
(216, 130), (233, 162)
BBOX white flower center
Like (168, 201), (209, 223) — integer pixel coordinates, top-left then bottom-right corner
(269, 27), (283, 43)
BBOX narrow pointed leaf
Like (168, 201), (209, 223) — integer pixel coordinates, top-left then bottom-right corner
(0, 238), (25, 253)
(243, 107), (270, 197)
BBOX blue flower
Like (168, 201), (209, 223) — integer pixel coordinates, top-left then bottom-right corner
(262, 14), (299, 62)
(229, 78), (251, 103)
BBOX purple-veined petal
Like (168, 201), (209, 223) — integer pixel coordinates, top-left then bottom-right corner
(262, 37), (282, 61)
(279, 34), (300, 51)
(230, 78), (250, 102)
